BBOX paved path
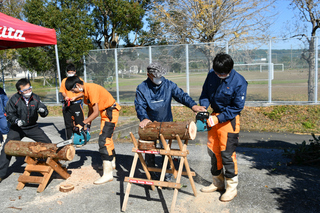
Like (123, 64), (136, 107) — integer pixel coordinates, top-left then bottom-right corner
(0, 116), (319, 213)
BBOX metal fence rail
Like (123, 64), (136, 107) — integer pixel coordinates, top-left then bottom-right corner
(82, 38), (319, 105)
(5, 38), (318, 105)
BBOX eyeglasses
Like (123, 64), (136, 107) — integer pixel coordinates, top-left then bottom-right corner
(20, 86), (32, 93)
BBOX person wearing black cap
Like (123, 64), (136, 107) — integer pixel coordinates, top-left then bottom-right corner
(134, 62), (206, 181)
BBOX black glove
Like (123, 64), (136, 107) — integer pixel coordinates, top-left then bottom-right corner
(86, 124), (91, 132)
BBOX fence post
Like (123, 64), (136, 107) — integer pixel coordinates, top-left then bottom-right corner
(83, 55), (87, 83)
(315, 36), (318, 103)
(115, 49), (120, 104)
(55, 44), (61, 104)
(186, 44), (190, 94)
(149, 46), (152, 64)
(268, 39), (272, 103)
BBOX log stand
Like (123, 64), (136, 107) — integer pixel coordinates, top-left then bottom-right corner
(122, 132), (197, 212)
(16, 156), (70, 193)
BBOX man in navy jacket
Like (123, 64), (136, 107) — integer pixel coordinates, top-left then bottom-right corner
(199, 53), (247, 202)
(135, 62), (206, 179)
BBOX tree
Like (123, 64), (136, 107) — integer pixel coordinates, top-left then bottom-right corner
(288, 0), (320, 102)
(145, 0), (277, 70)
(145, 0), (277, 45)
(0, 0), (25, 82)
(90, 0), (151, 49)
(0, 0), (25, 19)
(18, 0), (94, 83)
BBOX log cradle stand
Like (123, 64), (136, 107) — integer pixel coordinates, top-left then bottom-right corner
(122, 121), (198, 212)
(4, 141), (75, 193)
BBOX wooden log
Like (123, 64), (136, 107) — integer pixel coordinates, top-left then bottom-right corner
(138, 121), (197, 141)
(4, 140), (75, 161)
(59, 184), (74, 192)
(138, 140), (155, 150)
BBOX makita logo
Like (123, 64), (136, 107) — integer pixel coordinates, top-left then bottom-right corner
(0, 26), (25, 40)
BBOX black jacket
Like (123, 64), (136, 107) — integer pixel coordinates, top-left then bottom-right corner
(6, 92), (48, 129)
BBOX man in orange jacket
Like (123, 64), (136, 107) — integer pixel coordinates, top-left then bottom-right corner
(65, 76), (121, 185)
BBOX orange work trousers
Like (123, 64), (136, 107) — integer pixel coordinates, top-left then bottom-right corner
(98, 102), (121, 161)
(207, 114), (240, 178)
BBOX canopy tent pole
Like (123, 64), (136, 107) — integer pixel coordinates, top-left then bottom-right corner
(55, 44), (61, 104)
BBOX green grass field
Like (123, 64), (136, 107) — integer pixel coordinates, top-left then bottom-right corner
(3, 68), (314, 103)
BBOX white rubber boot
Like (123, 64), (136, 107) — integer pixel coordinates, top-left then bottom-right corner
(200, 172), (224, 193)
(94, 160), (113, 185)
(220, 176), (238, 202)
(98, 157), (116, 170)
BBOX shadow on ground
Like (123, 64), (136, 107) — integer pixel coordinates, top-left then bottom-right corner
(238, 139), (320, 213)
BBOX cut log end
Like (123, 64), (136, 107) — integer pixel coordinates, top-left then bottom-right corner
(188, 121), (197, 140)
(59, 184), (74, 192)
(65, 145), (76, 161)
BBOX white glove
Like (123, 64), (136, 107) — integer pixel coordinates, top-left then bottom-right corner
(17, 120), (26, 127)
(38, 108), (45, 113)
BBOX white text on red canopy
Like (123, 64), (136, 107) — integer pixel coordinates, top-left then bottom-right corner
(0, 26), (25, 40)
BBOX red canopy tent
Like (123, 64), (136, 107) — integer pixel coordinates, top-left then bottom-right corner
(0, 12), (61, 102)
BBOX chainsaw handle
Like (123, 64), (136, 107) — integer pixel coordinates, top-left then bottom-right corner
(196, 111), (210, 120)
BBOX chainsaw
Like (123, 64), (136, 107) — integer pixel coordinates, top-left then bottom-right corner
(72, 129), (91, 146)
(196, 111), (212, 132)
(56, 125), (91, 148)
(72, 124), (91, 146)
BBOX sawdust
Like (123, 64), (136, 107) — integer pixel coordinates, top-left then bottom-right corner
(175, 191), (230, 213)
(28, 166), (101, 205)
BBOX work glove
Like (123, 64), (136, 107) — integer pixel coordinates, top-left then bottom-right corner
(73, 121), (85, 134)
(86, 124), (91, 132)
(207, 116), (218, 127)
(38, 108), (45, 113)
(16, 119), (27, 127)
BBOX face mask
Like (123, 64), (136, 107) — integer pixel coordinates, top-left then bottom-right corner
(218, 74), (229, 79)
(23, 92), (32, 98)
(78, 86), (83, 92)
(152, 77), (162, 85)
(67, 73), (75, 77)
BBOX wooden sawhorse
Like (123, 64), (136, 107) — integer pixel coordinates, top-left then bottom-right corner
(16, 156), (70, 193)
(122, 132), (197, 212)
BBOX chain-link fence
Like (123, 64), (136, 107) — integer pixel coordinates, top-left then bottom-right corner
(4, 38), (318, 105)
(83, 38), (319, 105)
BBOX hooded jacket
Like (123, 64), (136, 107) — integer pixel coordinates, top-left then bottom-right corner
(199, 69), (247, 123)
(6, 92), (48, 129)
(135, 77), (197, 122)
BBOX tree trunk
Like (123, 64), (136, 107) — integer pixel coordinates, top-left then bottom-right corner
(308, 37), (315, 102)
(138, 121), (197, 141)
(4, 140), (75, 161)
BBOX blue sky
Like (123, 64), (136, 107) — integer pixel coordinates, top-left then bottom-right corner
(122, 1), (308, 47)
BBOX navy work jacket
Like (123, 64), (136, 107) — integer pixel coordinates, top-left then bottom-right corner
(135, 77), (197, 122)
(199, 69), (247, 123)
